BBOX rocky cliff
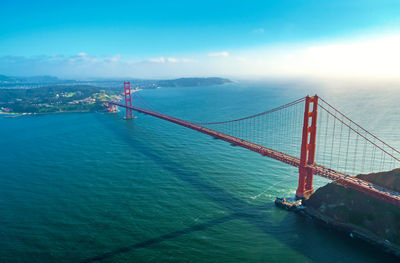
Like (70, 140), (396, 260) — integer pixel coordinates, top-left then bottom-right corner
(304, 169), (400, 256)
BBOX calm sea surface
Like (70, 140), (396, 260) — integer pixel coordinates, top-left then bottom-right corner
(1, 81), (400, 262)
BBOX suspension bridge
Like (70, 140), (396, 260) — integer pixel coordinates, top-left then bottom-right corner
(107, 82), (400, 206)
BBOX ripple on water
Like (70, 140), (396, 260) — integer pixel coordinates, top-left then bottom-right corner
(1, 84), (399, 262)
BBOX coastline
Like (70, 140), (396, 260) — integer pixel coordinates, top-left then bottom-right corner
(0, 109), (104, 118)
(301, 206), (400, 257)
(275, 197), (400, 258)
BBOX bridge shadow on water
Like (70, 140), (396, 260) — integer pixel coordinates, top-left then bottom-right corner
(82, 114), (398, 263)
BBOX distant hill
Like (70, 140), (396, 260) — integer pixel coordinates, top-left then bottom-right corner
(0, 75), (232, 89)
(0, 75), (14, 82)
(156, 77), (232, 87)
(0, 85), (109, 113)
(0, 76), (232, 113)
(0, 74), (61, 83)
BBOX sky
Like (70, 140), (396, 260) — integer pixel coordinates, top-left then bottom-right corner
(1, 0), (400, 80)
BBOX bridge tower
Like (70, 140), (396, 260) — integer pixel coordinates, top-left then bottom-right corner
(124, 81), (133, 119)
(296, 95), (318, 199)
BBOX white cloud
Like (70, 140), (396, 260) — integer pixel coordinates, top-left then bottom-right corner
(200, 34), (400, 81)
(266, 34), (400, 79)
(146, 57), (194, 63)
(76, 52), (88, 57)
(0, 53), (199, 78)
(252, 28), (265, 34)
(208, 51), (229, 57)
(296, 35), (400, 77)
(167, 57), (178, 63)
(109, 54), (121, 63)
(147, 57), (166, 63)
(1, 34), (400, 81)
(181, 58), (194, 63)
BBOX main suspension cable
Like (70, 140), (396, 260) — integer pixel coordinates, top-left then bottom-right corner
(194, 97), (306, 125)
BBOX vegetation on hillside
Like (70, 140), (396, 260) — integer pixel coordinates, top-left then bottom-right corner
(0, 76), (232, 114)
(156, 77), (232, 87)
(305, 169), (400, 247)
(0, 85), (120, 114)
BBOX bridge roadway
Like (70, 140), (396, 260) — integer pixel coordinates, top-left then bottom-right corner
(109, 102), (400, 207)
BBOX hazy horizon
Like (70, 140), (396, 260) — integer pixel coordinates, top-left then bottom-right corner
(1, 1), (400, 82)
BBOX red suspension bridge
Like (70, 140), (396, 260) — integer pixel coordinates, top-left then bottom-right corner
(107, 82), (400, 206)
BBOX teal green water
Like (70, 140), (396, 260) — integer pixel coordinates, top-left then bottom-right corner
(1, 82), (400, 262)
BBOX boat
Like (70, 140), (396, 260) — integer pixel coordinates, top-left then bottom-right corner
(275, 197), (304, 211)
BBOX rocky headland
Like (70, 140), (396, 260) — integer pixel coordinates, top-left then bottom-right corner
(304, 169), (400, 257)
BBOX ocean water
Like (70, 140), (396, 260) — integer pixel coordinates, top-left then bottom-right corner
(1, 81), (400, 262)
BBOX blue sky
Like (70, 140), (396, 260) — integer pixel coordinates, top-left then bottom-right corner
(1, 0), (400, 79)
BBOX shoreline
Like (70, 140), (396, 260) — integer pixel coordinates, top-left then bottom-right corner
(275, 198), (400, 258)
(302, 207), (400, 257)
(0, 109), (107, 118)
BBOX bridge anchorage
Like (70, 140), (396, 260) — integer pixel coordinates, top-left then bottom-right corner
(108, 83), (400, 206)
